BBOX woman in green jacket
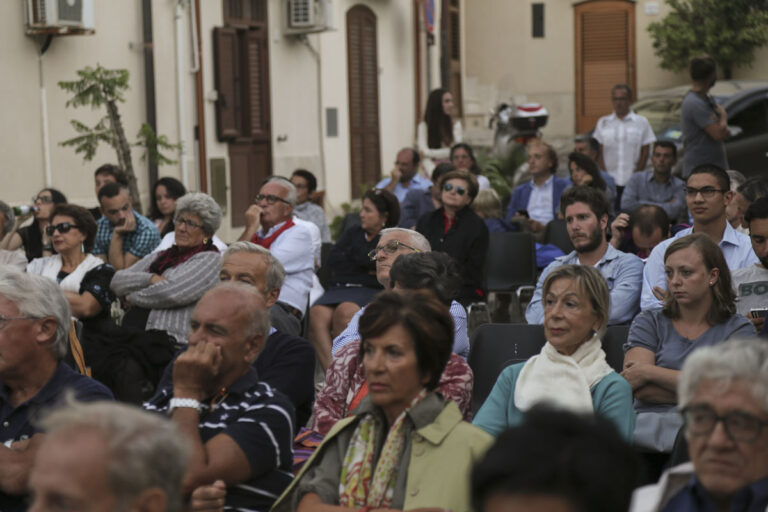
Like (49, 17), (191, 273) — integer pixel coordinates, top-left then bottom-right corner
(272, 290), (491, 512)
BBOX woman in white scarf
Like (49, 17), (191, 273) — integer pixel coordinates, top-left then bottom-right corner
(27, 204), (115, 328)
(473, 264), (635, 440)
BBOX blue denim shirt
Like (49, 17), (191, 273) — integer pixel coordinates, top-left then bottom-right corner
(526, 244), (644, 325)
(662, 475), (768, 512)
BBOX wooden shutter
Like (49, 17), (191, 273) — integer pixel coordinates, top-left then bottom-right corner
(347, 5), (381, 198)
(243, 30), (270, 140)
(214, 27), (241, 140)
(574, 1), (635, 133)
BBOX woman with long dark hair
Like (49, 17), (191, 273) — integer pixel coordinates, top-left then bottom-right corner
(148, 177), (187, 237)
(1, 187), (67, 261)
(417, 88), (463, 175)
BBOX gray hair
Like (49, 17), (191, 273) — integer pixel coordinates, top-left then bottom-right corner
(0, 201), (15, 236)
(263, 176), (297, 207)
(206, 282), (270, 344)
(39, 399), (190, 512)
(726, 169), (747, 192)
(223, 241), (286, 291)
(0, 270), (70, 358)
(678, 337), (768, 414)
(174, 193), (222, 236)
(379, 228), (432, 252)
(542, 265), (610, 338)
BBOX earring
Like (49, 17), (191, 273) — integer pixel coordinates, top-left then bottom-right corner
(203, 238), (209, 244)
(81, 242), (85, 253)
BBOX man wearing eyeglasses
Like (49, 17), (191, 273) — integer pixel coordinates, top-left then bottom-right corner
(641, 164), (757, 310)
(0, 271), (113, 512)
(630, 338), (768, 511)
(92, 182), (161, 270)
(237, 177), (314, 332)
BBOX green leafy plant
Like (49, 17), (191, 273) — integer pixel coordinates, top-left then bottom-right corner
(59, 65), (180, 211)
(648, 0), (768, 79)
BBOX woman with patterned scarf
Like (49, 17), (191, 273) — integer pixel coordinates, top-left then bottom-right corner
(111, 193), (222, 347)
(273, 290), (492, 512)
(473, 264), (635, 441)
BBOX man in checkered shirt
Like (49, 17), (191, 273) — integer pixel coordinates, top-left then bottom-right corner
(92, 182), (161, 270)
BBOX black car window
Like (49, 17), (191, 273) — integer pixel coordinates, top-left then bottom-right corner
(728, 98), (768, 139)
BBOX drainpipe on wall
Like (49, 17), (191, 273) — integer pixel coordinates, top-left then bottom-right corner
(175, 0), (190, 189)
(192, 0), (208, 193)
(300, 35), (326, 191)
(142, 0), (158, 189)
(38, 35), (54, 188)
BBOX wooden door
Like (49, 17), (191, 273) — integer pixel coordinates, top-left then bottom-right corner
(574, 0), (636, 134)
(214, 0), (272, 226)
(347, 5), (381, 199)
(441, 0), (462, 117)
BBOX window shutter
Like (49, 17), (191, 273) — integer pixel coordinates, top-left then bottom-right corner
(214, 26), (241, 141)
(244, 30), (270, 139)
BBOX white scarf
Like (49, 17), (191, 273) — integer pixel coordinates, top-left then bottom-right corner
(514, 333), (613, 414)
(29, 254), (103, 293)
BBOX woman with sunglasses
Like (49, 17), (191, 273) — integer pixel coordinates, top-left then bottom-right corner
(309, 188), (400, 371)
(0, 188), (67, 261)
(27, 204), (116, 355)
(416, 169), (489, 304)
(111, 193), (222, 347)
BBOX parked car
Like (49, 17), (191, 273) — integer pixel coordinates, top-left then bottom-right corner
(632, 80), (768, 177)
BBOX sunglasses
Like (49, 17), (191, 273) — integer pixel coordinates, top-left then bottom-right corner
(255, 194), (291, 206)
(368, 240), (421, 260)
(45, 222), (80, 236)
(443, 183), (467, 196)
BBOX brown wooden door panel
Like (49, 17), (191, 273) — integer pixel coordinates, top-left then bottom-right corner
(441, 0), (463, 117)
(229, 142), (270, 227)
(574, 1), (635, 134)
(214, 26), (241, 140)
(347, 5), (381, 198)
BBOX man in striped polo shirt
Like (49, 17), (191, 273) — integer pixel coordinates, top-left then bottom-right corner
(144, 283), (295, 510)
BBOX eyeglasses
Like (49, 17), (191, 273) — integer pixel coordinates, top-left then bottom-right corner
(682, 404), (768, 443)
(443, 183), (467, 196)
(33, 195), (54, 204)
(368, 240), (421, 260)
(45, 222), (80, 236)
(685, 186), (726, 198)
(0, 314), (33, 331)
(175, 217), (204, 230)
(255, 194), (291, 206)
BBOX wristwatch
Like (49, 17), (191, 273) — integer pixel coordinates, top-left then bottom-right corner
(168, 398), (202, 414)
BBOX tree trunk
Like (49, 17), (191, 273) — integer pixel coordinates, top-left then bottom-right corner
(106, 99), (143, 212)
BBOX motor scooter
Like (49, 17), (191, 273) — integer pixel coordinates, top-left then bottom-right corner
(489, 102), (549, 185)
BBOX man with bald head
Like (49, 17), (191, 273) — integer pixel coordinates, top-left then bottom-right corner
(143, 283), (295, 511)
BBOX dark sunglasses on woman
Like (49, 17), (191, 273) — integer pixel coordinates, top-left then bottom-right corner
(443, 183), (467, 196)
(45, 222), (80, 236)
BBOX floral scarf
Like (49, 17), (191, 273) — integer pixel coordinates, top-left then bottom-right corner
(338, 389), (428, 508)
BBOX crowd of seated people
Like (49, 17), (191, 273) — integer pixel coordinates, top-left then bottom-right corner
(5, 109), (768, 512)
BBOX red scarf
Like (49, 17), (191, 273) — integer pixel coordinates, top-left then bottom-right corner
(149, 239), (218, 275)
(252, 219), (295, 249)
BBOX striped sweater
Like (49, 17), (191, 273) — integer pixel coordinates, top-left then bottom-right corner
(110, 250), (221, 344)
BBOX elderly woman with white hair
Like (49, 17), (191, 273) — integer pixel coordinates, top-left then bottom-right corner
(473, 264), (635, 440)
(111, 193), (223, 346)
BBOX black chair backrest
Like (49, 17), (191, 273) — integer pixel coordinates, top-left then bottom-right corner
(468, 323), (546, 413)
(544, 219), (574, 254)
(602, 324), (631, 373)
(483, 232), (537, 292)
(317, 242), (335, 289)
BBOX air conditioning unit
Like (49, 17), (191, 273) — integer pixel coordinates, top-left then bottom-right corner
(284, 0), (334, 35)
(26, 0), (95, 31)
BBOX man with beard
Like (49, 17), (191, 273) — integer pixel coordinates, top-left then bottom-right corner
(731, 197), (768, 333)
(526, 186), (643, 325)
(376, 148), (430, 203)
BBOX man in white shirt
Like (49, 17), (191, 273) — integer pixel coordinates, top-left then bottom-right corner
(732, 197), (768, 333)
(641, 164), (757, 310)
(238, 177), (314, 334)
(594, 84), (656, 191)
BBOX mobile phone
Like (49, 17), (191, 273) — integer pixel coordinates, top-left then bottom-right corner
(750, 308), (768, 319)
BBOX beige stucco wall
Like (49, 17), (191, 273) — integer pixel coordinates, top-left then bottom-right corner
(2, 0), (425, 243)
